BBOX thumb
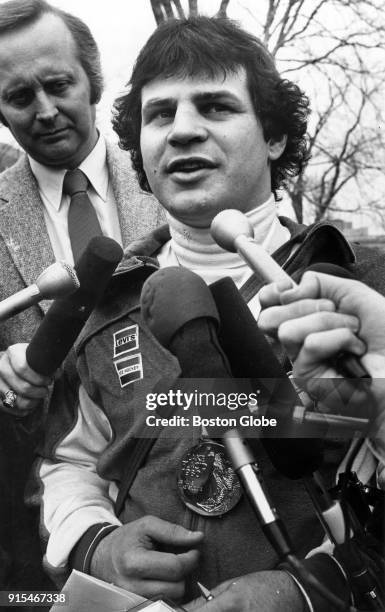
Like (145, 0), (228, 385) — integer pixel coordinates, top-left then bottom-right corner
(280, 271), (356, 305)
(145, 517), (204, 547)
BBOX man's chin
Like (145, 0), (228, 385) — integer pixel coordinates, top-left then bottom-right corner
(166, 208), (217, 229)
(33, 145), (81, 169)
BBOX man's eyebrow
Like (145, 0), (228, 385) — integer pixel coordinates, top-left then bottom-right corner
(193, 90), (240, 102)
(2, 71), (73, 96)
(142, 97), (175, 113)
(142, 90), (240, 112)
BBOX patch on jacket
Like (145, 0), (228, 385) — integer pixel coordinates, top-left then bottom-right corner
(113, 324), (139, 357)
(114, 353), (143, 387)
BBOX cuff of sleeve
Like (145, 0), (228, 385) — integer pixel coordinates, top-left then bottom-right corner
(282, 569), (314, 612)
(69, 523), (119, 575)
(278, 553), (350, 612)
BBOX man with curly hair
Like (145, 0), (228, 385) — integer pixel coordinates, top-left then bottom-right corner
(37, 16), (385, 611)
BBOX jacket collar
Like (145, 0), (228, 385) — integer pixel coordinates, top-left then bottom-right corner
(115, 216), (355, 275)
(240, 216), (356, 302)
(78, 217), (357, 351)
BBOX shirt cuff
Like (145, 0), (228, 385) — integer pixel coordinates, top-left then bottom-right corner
(69, 523), (119, 574)
(279, 552), (350, 612)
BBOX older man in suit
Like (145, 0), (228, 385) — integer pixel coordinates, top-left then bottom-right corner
(0, 0), (162, 596)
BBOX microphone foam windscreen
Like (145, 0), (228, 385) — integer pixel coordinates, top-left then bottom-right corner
(141, 266), (219, 347)
(26, 237), (123, 376)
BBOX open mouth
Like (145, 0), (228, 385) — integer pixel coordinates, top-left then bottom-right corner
(167, 158), (216, 174)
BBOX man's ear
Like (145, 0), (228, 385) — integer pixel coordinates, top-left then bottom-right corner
(268, 134), (287, 161)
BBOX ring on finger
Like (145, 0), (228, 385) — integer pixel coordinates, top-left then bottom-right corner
(1, 389), (17, 410)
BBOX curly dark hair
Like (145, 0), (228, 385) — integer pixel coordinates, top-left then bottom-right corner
(113, 16), (310, 197)
(0, 0), (103, 125)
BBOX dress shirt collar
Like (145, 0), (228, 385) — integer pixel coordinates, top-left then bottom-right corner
(29, 133), (108, 210)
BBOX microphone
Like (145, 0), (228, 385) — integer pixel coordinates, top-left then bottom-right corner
(211, 209), (294, 285)
(224, 428), (293, 558)
(208, 275), (374, 559)
(0, 261), (79, 322)
(25, 237), (123, 377)
(211, 209), (369, 379)
(211, 278), (369, 438)
(210, 276), (324, 478)
(223, 429), (361, 612)
(141, 266), (232, 378)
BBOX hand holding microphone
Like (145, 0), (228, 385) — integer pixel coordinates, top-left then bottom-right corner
(259, 270), (385, 375)
(0, 343), (52, 416)
(0, 237), (123, 416)
(0, 261), (80, 416)
(258, 271), (385, 441)
(211, 209), (369, 379)
(0, 260), (79, 322)
(25, 236), (123, 377)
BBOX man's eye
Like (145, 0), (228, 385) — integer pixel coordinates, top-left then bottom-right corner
(48, 81), (69, 95)
(203, 103), (231, 115)
(144, 108), (175, 125)
(154, 109), (174, 120)
(8, 90), (33, 107)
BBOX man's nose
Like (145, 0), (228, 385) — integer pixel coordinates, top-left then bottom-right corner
(167, 107), (208, 146)
(35, 92), (59, 123)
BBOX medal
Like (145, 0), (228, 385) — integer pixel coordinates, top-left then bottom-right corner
(177, 439), (242, 516)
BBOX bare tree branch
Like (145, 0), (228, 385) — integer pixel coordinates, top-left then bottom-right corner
(189, 0), (198, 17)
(151, 0), (230, 22)
(217, 0), (231, 18)
(150, 0), (185, 24)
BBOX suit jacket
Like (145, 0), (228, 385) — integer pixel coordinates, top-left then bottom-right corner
(0, 140), (164, 351)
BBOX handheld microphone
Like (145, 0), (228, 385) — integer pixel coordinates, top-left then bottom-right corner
(208, 276), (354, 548)
(224, 420), (356, 612)
(26, 237), (123, 377)
(211, 277), (369, 442)
(211, 209), (369, 380)
(210, 277), (369, 435)
(210, 276), (324, 477)
(211, 209), (293, 285)
(0, 261), (79, 322)
(141, 266), (232, 378)
(224, 429), (293, 558)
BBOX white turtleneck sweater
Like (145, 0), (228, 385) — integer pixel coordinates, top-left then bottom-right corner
(157, 195), (290, 318)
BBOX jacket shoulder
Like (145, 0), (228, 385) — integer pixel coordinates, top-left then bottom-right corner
(351, 243), (385, 295)
(105, 140), (142, 190)
(0, 154), (33, 199)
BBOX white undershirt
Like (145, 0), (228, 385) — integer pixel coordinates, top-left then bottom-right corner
(29, 135), (123, 266)
(157, 195), (290, 318)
